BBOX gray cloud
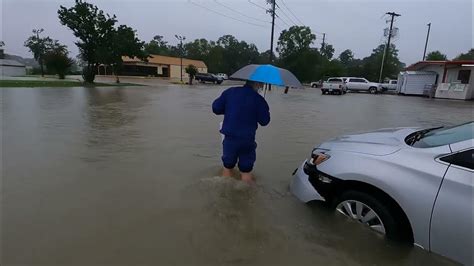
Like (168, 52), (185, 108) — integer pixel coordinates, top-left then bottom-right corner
(1, 0), (472, 65)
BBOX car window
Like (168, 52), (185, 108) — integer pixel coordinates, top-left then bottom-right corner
(328, 78), (342, 83)
(391, 80), (397, 84)
(348, 78), (357, 82)
(440, 149), (474, 170)
(413, 122), (474, 148)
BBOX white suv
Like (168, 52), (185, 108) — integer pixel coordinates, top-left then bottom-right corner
(344, 77), (381, 94)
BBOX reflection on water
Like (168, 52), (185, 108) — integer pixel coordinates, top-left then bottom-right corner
(2, 86), (471, 265)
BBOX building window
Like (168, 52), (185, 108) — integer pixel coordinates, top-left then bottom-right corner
(457, 70), (471, 84)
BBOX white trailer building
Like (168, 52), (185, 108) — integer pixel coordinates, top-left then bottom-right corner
(0, 59), (26, 77)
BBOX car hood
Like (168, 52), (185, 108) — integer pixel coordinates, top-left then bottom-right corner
(318, 127), (419, 156)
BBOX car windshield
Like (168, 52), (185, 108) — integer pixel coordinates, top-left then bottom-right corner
(411, 122), (474, 148)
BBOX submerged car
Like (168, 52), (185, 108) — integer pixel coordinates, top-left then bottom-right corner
(290, 122), (473, 265)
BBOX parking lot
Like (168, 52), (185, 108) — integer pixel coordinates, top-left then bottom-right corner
(2, 84), (472, 265)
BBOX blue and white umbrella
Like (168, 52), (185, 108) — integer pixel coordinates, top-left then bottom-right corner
(230, 64), (302, 88)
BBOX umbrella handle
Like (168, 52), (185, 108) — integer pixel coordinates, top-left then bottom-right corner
(264, 85), (267, 98)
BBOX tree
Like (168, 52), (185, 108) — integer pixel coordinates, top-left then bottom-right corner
(144, 35), (171, 56)
(277, 26), (316, 58)
(454, 49), (474, 60)
(257, 50), (275, 64)
(426, 50), (447, 61)
(104, 25), (147, 83)
(321, 44), (335, 60)
(44, 44), (74, 79)
(59, 1), (146, 83)
(24, 29), (54, 77)
(361, 44), (403, 81)
(185, 64), (198, 85)
(339, 49), (354, 65)
(184, 38), (212, 60)
(0, 41), (4, 59)
(215, 35), (259, 74)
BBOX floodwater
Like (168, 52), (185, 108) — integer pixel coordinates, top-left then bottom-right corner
(1, 85), (472, 265)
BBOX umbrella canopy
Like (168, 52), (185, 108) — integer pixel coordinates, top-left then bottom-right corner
(230, 64), (302, 88)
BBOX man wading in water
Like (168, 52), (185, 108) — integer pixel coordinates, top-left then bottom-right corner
(212, 81), (270, 184)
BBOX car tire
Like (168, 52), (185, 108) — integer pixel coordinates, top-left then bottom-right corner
(312, 84), (317, 88)
(369, 87), (378, 94)
(333, 190), (408, 241)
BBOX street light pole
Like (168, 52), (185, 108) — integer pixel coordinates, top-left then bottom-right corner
(175, 35), (186, 83)
(423, 23), (431, 61)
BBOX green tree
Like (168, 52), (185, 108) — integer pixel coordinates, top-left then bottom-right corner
(454, 49), (474, 60)
(184, 38), (212, 60)
(257, 50), (275, 64)
(339, 49), (354, 65)
(24, 29), (54, 77)
(426, 50), (447, 61)
(277, 26), (316, 58)
(321, 44), (335, 60)
(216, 35), (259, 74)
(59, 1), (145, 83)
(144, 35), (170, 55)
(44, 44), (74, 79)
(104, 25), (147, 83)
(361, 44), (403, 81)
(0, 41), (5, 59)
(185, 64), (198, 85)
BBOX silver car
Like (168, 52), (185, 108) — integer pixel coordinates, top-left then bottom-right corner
(290, 122), (473, 265)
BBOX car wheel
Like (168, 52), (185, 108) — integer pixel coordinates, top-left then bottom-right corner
(333, 190), (405, 240)
(369, 87), (378, 94)
(312, 84), (317, 88)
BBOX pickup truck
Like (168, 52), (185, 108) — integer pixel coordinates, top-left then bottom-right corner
(343, 77), (381, 94)
(195, 73), (223, 84)
(380, 79), (398, 92)
(321, 77), (347, 95)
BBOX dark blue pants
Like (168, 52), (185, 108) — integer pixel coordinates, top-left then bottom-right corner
(222, 137), (257, 173)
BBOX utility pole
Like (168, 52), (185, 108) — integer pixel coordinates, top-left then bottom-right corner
(269, 0), (276, 63)
(175, 35), (186, 83)
(268, 0), (276, 92)
(379, 12), (400, 83)
(321, 33), (326, 51)
(423, 23), (431, 61)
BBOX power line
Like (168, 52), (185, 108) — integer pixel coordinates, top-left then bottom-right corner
(275, 14), (292, 28)
(248, 0), (268, 12)
(214, 0), (271, 24)
(190, 0), (267, 28)
(276, 5), (298, 26)
(279, 0), (304, 26)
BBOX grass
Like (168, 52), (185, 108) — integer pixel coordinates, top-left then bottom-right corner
(0, 79), (144, 88)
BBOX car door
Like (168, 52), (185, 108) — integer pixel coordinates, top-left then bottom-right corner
(346, 78), (358, 90)
(430, 141), (473, 265)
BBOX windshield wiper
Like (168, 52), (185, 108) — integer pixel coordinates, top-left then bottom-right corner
(407, 126), (444, 146)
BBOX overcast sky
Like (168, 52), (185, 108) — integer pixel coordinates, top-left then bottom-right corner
(1, 0), (472, 65)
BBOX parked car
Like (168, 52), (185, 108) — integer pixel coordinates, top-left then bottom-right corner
(195, 73), (223, 84)
(310, 80), (323, 88)
(216, 73), (229, 80)
(321, 77), (347, 95)
(344, 77), (381, 94)
(290, 122), (473, 265)
(380, 79), (398, 92)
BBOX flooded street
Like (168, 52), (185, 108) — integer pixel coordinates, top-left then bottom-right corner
(1, 85), (472, 265)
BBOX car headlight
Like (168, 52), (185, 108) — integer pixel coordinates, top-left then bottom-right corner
(307, 148), (331, 166)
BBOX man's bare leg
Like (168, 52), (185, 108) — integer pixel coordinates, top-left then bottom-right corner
(222, 167), (233, 177)
(241, 172), (255, 184)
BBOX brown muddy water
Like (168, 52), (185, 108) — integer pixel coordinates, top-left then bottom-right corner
(1, 85), (472, 265)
